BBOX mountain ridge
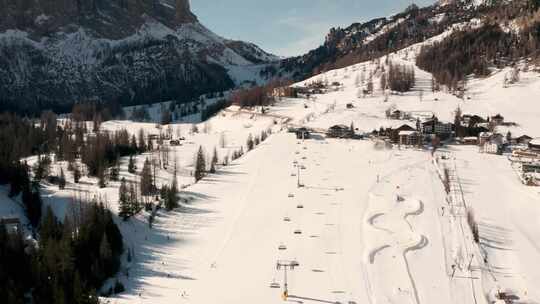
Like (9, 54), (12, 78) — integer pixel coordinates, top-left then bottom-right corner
(0, 0), (278, 114)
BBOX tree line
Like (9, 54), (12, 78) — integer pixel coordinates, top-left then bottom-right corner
(0, 198), (123, 303)
(417, 5), (540, 91)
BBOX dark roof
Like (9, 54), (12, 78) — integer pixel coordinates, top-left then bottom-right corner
(517, 135), (532, 140)
(395, 124), (415, 131)
(329, 125), (349, 130)
(492, 114), (504, 119)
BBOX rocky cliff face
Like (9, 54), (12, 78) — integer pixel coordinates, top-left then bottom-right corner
(0, 0), (196, 38)
(0, 0), (277, 114)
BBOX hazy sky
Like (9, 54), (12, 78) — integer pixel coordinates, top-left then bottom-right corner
(191, 0), (435, 57)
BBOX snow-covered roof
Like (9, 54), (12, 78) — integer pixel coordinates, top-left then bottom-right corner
(399, 131), (418, 136)
(529, 138), (540, 146)
(479, 132), (493, 137)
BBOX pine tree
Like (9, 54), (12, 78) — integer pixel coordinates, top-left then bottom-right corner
(73, 165), (81, 183)
(140, 158), (153, 196)
(165, 174), (179, 211)
(147, 136), (153, 152)
(97, 165), (107, 188)
(128, 155), (136, 173)
(59, 167), (66, 190)
(194, 146), (206, 182)
(130, 134), (138, 153)
(129, 182), (139, 215)
(138, 129), (146, 153)
(246, 134), (254, 151)
(210, 147), (218, 173)
(454, 107), (463, 138)
(118, 178), (131, 220)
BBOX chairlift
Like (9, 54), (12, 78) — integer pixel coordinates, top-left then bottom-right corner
(297, 204), (304, 209)
(283, 217), (291, 222)
(278, 244), (287, 250)
(288, 193), (295, 198)
(294, 229), (302, 234)
(269, 281), (281, 289)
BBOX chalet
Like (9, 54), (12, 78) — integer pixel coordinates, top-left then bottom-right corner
(390, 110), (403, 120)
(482, 143), (502, 154)
(327, 125), (352, 138)
(516, 135), (533, 145)
(295, 127), (311, 140)
(529, 138), (540, 151)
(478, 132), (493, 146)
(390, 124), (416, 143)
(462, 137), (479, 145)
(1, 217), (21, 234)
(490, 114), (505, 126)
(422, 118), (453, 137)
(398, 131), (420, 146)
(462, 114), (485, 127)
(346, 103), (354, 109)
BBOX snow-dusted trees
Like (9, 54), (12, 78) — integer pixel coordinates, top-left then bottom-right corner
(210, 147), (219, 174)
(128, 155), (136, 173)
(388, 62), (415, 93)
(194, 146), (206, 182)
(140, 158), (154, 196)
(118, 178), (131, 220)
(138, 129), (146, 152)
(73, 164), (81, 183)
(59, 167), (66, 190)
(246, 133), (254, 151)
(467, 209), (480, 243)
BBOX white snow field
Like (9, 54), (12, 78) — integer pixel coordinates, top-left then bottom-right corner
(107, 135), (454, 304)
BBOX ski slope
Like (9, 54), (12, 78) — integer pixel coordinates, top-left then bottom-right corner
(107, 133), (461, 304)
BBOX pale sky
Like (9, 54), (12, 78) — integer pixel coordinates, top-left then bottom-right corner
(191, 0), (436, 57)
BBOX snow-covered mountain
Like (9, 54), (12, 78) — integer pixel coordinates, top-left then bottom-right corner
(280, 0), (536, 81)
(0, 0), (279, 114)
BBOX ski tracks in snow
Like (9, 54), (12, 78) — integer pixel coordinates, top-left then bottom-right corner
(363, 160), (428, 304)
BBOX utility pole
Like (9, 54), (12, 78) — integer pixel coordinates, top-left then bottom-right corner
(277, 260), (299, 301)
